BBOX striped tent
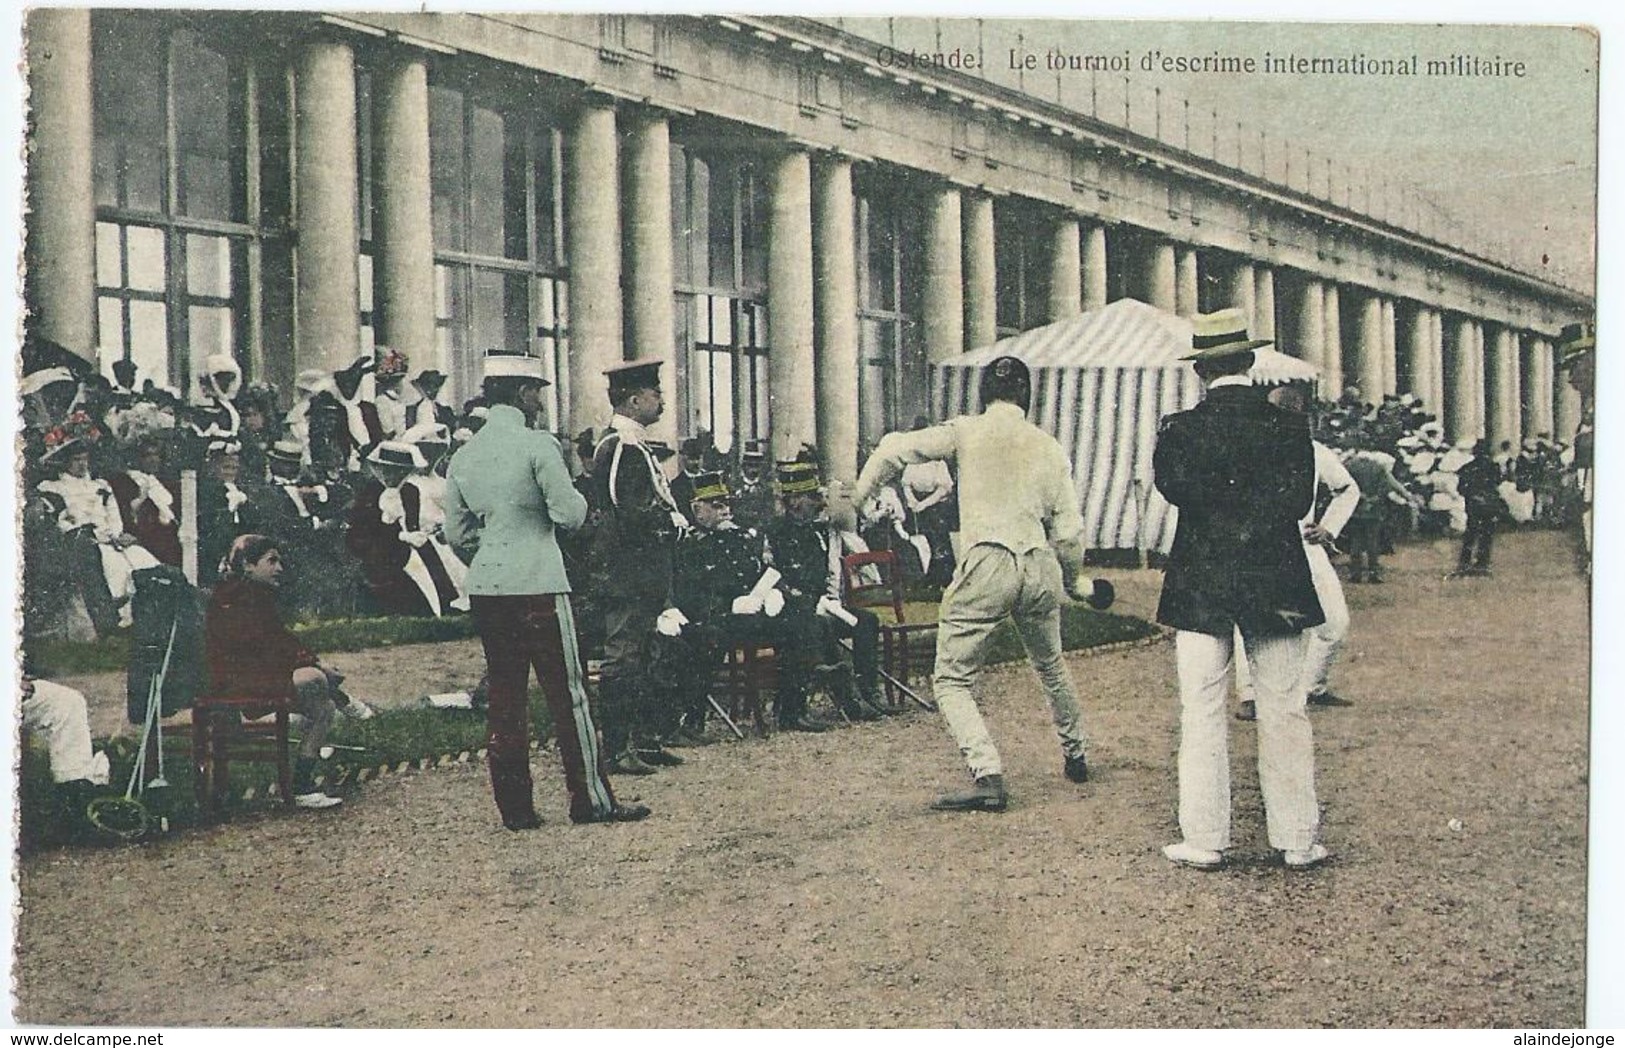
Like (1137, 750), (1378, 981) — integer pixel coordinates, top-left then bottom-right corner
(931, 299), (1201, 554)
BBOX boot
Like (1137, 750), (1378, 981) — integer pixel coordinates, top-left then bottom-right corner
(608, 749), (659, 776)
(860, 682), (901, 717)
(930, 774), (1008, 813)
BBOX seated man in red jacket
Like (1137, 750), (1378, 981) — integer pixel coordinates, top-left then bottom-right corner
(204, 533), (346, 809)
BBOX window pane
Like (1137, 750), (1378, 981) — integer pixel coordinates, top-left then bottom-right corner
(689, 155), (711, 288)
(504, 271), (529, 352)
(503, 121), (528, 261)
(186, 234), (232, 299)
(865, 204), (898, 311)
(707, 162), (735, 290)
(668, 145), (688, 285)
(709, 296), (733, 345)
(429, 86), (466, 252)
(741, 170), (769, 291)
(96, 222), (122, 288)
(711, 350), (734, 453)
(534, 129), (560, 270)
(468, 104), (510, 258)
(97, 297), (125, 362)
(128, 299), (168, 388)
(357, 251), (374, 314)
(126, 226), (167, 293)
(123, 141), (165, 213)
(93, 139), (119, 209)
(172, 31), (239, 221)
(187, 306), (233, 392)
(435, 263), (452, 321)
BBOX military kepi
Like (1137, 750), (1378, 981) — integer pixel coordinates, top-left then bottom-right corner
(691, 469), (730, 502)
(777, 459), (822, 495)
(1182, 307), (1272, 361)
(482, 347), (548, 383)
(604, 357), (664, 395)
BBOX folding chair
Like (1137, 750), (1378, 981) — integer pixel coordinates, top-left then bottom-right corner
(840, 550), (938, 710)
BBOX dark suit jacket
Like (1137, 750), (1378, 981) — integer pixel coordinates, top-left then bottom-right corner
(1153, 383), (1325, 637)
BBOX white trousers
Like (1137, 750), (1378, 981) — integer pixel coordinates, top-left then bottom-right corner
(933, 544), (1087, 779)
(22, 679), (105, 784)
(1176, 629), (1319, 852)
(1236, 543), (1349, 701)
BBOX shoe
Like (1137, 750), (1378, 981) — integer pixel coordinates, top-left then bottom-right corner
(293, 791), (343, 810)
(608, 751), (659, 776)
(636, 747), (686, 767)
(930, 774), (1008, 813)
(839, 701), (883, 722)
(502, 812), (543, 832)
(1162, 841), (1224, 869)
(572, 803), (652, 825)
(1063, 754), (1089, 784)
(1306, 691), (1353, 708)
(779, 714), (833, 733)
(87, 751), (111, 787)
(1284, 843), (1330, 869)
(1236, 700), (1257, 721)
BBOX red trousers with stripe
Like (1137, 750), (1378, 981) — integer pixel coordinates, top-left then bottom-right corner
(470, 595), (617, 824)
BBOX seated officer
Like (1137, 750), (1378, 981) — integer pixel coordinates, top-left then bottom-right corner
(663, 470), (831, 734)
(765, 456), (895, 722)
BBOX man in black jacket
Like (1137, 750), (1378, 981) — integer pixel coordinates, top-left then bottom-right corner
(1154, 308), (1328, 871)
(1452, 440), (1503, 577)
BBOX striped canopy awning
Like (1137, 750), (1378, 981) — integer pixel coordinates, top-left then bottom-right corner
(932, 299), (1203, 554)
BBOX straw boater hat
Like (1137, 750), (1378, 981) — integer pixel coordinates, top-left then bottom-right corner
(741, 439), (768, 464)
(1182, 307), (1272, 360)
(482, 348), (549, 383)
(400, 421), (451, 447)
(367, 441), (427, 471)
(267, 439), (304, 467)
(691, 470), (730, 503)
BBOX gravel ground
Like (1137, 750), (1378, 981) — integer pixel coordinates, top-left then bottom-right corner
(11, 529), (1591, 1027)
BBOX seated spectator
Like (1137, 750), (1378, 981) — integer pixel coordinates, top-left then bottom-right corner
(36, 429), (161, 628)
(21, 674), (111, 800)
(204, 534), (352, 809)
(107, 433), (182, 567)
(197, 441), (259, 585)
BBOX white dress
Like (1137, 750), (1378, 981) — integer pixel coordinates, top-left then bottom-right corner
(36, 473), (161, 626)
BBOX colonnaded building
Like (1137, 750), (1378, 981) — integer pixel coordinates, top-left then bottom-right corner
(21, 11), (1593, 479)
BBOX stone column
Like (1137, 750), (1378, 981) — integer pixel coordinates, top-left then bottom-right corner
(813, 155), (859, 482)
(566, 101), (622, 435)
(1295, 277), (1326, 368)
(1321, 282), (1343, 401)
(23, 9), (96, 360)
(1048, 215), (1081, 322)
(1487, 325), (1521, 449)
(1402, 307), (1428, 406)
(295, 39), (361, 373)
(1379, 296), (1398, 397)
(1253, 264), (1276, 340)
(1081, 221), (1108, 312)
(1555, 353), (1582, 444)
(962, 192), (997, 350)
(767, 149), (816, 456)
(1354, 293), (1383, 405)
(1467, 320), (1487, 441)
(624, 110), (676, 445)
(1175, 246), (1199, 317)
(1148, 240), (1176, 313)
(1445, 316), (1473, 443)
(923, 184), (965, 362)
(372, 52), (436, 368)
(1228, 259), (1255, 326)
(1427, 309), (1447, 416)
(1534, 338), (1557, 438)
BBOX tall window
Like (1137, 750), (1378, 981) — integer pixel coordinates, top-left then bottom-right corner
(854, 176), (924, 450)
(671, 144), (769, 454)
(427, 76), (568, 423)
(92, 15), (269, 396)
(994, 204), (1050, 338)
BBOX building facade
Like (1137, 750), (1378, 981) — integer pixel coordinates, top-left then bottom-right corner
(23, 10), (1593, 480)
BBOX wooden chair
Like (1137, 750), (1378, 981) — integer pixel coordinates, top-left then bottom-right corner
(712, 642), (778, 737)
(840, 550), (938, 709)
(190, 692), (295, 814)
